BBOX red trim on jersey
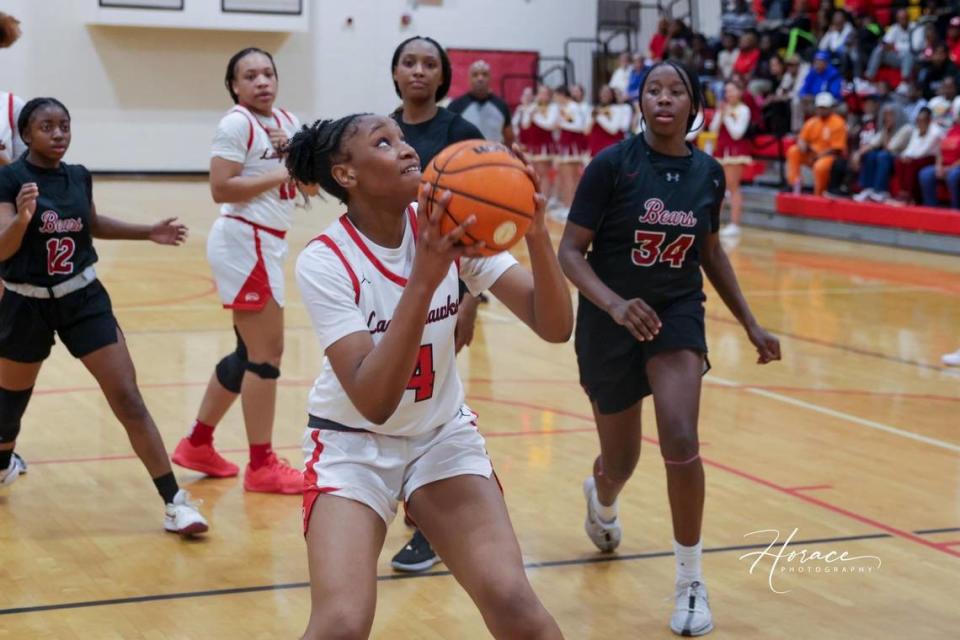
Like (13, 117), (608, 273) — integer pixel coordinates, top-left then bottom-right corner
(229, 108), (256, 152)
(313, 234), (361, 304)
(339, 214), (410, 287)
(278, 108), (295, 127)
(302, 429), (339, 535)
(406, 204), (418, 240)
(230, 105), (288, 152)
(7, 93), (14, 135)
(223, 214), (287, 239)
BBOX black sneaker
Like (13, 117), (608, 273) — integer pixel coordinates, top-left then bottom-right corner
(391, 529), (440, 572)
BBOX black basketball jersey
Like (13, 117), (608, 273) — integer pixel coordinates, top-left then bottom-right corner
(391, 107), (484, 169)
(0, 157), (98, 287)
(568, 134), (725, 311)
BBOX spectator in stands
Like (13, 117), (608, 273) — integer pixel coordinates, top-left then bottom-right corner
(627, 53), (648, 102)
(918, 43), (959, 101)
(665, 40), (691, 67)
(733, 31), (762, 79)
(722, 0), (757, 37)
(649, 18), (670, 62)
(609, 52), (632, 97)
(947, 17), (960, 66)
(919, 117), (960, 208)
(787, 92), (848, 195)
(667, 18), (693, 49)
(866, 8), (917, 86)
(690, 33), (716, 79)
(763, 0), (792, 22)
(819, 9), (854, 59)
(928, 76), (960, 129)
(448, 60), (514, 146)
(717, 32), (739, 80)
(784, 0), (817, 58)
(710, 79), (753, 237)
(854, 103), (910, 202)
(750, 33), (778, 95)
(892, 106), (943, 203)
(799, 50), (843, 102)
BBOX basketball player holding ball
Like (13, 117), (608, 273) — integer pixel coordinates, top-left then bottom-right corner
(287, 113), (571, 639)
(388, 34), (487, 571)
(558, 61), (781, 636)
(172, 47), (306, 494)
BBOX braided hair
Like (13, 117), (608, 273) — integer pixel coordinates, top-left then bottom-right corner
(18, 97), (70, 142)
(637, 60), (703, 133)
(224, 47), (278, 104)
(284, 114), (371, 204)
(391, 36), (452, 102)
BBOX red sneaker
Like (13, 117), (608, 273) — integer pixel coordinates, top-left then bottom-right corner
(172, 437), (239, 478)
(243, 453), (303, 494)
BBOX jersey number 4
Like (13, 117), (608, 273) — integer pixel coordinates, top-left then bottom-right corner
(406, 344), (436, 402)
(631, 232), (695, 268)
(46, 238), (76, 276)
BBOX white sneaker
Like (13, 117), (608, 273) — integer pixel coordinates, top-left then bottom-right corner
(868, 190), (890, 203)
(164, 489), (209, 536)
(0, 453), (26, 488)
(582, 476), (621, 552)
(548, 206), (569, 222)
(670, 580), (714, 637)
(942, 349), (960, 366)
(853, 189), (874, 202)
(718, 224), (741, 238)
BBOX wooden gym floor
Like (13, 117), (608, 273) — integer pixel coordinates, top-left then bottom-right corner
(1, 178), (958, 639)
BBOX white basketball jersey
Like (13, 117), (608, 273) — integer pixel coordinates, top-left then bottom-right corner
(0, 92), (25, 165)
(210, 105), (301, 232)
(296, 203), (517, 437)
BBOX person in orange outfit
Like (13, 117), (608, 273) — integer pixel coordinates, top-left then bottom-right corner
(786, 92), (847, 195)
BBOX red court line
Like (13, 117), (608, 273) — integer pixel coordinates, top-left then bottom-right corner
(19, 389), (959, 559)
(787, 485), (833, 492)
(105, 266), (218, 309)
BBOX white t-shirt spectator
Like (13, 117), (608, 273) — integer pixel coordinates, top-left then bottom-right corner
(820, 23), (854, 52)
(609, 64), (632, 96)
(901, 123), (944, 158)
(882, 23), (914, 56)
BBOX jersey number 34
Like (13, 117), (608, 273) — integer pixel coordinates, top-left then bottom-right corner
(631, 232), (694, 268)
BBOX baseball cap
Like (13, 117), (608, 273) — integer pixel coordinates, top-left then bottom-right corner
(815, 92), (836, 108)
(814, 50), (831, 62)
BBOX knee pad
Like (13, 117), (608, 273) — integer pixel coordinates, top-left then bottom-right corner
(0, 387), (33, 444)
(245, 361), (280, 380)
(215, 352), (246, 393)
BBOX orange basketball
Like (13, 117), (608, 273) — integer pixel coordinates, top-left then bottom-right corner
(420, 140), (536, 256)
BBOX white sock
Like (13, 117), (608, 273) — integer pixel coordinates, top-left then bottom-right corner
(592, 489), (618, 523)
(674, 540), (703, 586)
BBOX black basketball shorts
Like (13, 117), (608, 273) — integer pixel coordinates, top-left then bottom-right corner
(575, 295), (710, 415)
(0, 280), (120, 363)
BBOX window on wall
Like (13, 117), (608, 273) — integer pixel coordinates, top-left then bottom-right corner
(99, 0), (183, 9)
(221, 0), (302, 14)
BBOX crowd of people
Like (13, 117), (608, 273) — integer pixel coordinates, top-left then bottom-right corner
(480, 1), (960, 240)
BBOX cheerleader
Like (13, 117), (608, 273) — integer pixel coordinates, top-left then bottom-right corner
(521, 85), (559, 204)
(555, 85), (589, 217)
(708, 80), (752, 237)
(586, 85), (628, 158)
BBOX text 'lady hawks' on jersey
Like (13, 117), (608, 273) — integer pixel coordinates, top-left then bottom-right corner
(368, 295), (460, 335)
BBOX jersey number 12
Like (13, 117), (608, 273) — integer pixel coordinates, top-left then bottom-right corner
(46, 238), (76, 276)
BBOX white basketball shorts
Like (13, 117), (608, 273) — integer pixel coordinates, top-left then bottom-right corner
(207, 215), (288, 311)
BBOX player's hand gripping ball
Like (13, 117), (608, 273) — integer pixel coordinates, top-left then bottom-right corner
(419, 139), (536, 256)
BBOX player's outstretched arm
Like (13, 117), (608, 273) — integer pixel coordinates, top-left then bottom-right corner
(700, 232), (781, 364)
(88, 201), (188, 245)
(0, 183), (36, 261)
(322, 188), (482, 425)
(487, 160), (572, 343)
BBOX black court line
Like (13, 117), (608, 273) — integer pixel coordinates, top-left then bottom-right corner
(0, 528), (947, 617)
